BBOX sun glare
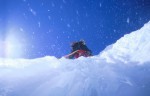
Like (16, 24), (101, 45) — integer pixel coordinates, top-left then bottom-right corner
(5, 36), (22, 58)
(0, 27), (27, 58)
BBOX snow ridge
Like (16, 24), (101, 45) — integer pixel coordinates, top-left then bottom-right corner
(100, 21), (150, 64)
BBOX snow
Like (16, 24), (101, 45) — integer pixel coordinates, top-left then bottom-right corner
(51, 2), (55, 7)
(100, 21), (150, 64)
(62, 0), (66, 4)
(19, 28), (24, 32)
(99, 3), (102, 7)
(38, 22), (41, 28)
(76, 10), (79, 15)
(127, 17), (130, 24)
(29, 8), (36, 16)
(67, 24), (71, 28)
(48, 16), (51, 20)
(0, 21), (150, 96)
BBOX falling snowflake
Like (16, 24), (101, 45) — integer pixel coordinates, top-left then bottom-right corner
(85, 13), (88, 17)
(77, 21), (80, 25)
(38, 22), (41, 28)
(76, 10), (79, 15)
(62, 0), (66, 4)
(127, 18), (130, 24)
(23, 0), (26, 2)
(57, 36), (59, 39)
(32, 32), (35, 35)
(48, 16), (51, 20)
(60, 5), (63, 9)
(67, 24), (71, 28)
(29, 8), (36, 16)
(20, 28), (24, 32)
(41, 2), (44, 6)
(99, 3), (102, 7)
(51, 2), (55, 7)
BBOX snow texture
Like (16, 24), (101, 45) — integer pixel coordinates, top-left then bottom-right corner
(0, 22), (150, 96)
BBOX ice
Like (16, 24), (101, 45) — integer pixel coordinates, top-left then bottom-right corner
(0, 21), (150, 96)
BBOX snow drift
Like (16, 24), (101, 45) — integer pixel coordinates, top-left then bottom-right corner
(0, 21), (150, 96)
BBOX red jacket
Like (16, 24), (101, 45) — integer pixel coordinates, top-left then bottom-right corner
(65, 50), (91, 59)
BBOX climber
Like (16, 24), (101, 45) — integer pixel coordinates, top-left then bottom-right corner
(65, 40), (92, 59)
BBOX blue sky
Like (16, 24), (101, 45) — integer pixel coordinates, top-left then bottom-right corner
(0, 0), (150, 58)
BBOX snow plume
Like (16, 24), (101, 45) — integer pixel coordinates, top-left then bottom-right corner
(0, 21), (150, 96)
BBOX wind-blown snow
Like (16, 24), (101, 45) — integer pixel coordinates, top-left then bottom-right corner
(0, 22), (150, 96)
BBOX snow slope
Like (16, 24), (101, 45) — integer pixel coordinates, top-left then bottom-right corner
(100, 21), (150, 64)
(0, 21), (150, 96)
